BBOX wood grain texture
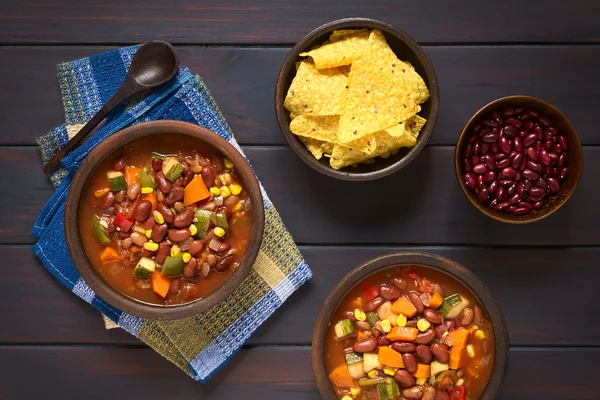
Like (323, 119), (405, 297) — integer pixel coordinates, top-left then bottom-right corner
(3, 245), (600, 346)
(3, 146), (597, 245)
(2, 45), (600, 146)
(2, 1), (600, 45)
(0, 346), (596, 399)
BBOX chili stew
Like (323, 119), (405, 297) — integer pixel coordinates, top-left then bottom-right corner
(79, 134), (254, 305)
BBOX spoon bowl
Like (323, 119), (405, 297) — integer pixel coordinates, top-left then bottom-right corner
(130, 41), (179, 87)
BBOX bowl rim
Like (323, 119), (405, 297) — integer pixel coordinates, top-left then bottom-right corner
(274, 17), (440, 181)
(454, 95), (583, 224)
(64, 120), (265, 320)
(311, 251), (509, 399)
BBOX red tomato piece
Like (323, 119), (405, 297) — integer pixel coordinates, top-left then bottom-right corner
(113, 213), (134, 232)
(449, 387), (465, 400)
(361, 284), (380, 302)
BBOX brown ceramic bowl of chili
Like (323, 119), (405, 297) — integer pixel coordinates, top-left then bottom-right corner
(312, 252), (509, 400)
(275, 18), (439, 181)
(64, 120), (264, 320)
(455, 95), (583, 224)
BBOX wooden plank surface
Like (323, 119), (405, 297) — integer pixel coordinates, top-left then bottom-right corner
(2, 1), (600, 45)
(0, 346), (596, 400)
(2, 45), (600, 146)
(3, 146), (596, 246)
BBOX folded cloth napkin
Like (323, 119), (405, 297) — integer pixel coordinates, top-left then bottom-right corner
(32, 45), (312, 382)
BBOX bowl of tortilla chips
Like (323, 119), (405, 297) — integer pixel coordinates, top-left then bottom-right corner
(275, 18), (439, 181)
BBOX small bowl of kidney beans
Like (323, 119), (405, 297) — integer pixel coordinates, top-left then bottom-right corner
(455, 96), (582, 223)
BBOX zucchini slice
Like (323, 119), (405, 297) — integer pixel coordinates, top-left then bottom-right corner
(194, 209), (213, 239)
(333, 319), (355, 339)
(107, 170), (127, 191)
(438, 293), (462, 317)
(133, 257), (156, 279)
(376, 378), (400, 400)
(162, 157), (184, 182)
(92, 217), (111, 246)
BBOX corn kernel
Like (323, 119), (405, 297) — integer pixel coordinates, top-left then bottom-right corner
(367, 370), (379, 379)
(380, 319), (392, 333)
(416, 377), (426, 386)
(189, 224), (198, 236)
(220, 173), (232, 185)
(214, 227), (225, 237)
(417, 318), (431, 332)
(341, 396), (353, 400)
(153, 210), (164, 224)
(230, 184), (242, 196)
(456, 378), (465, 387)
(354, 309), (366, 322)
(350, 387), (361, 396)
(475, 330), (486, 339)
(143, 242), (159, 252)
(223, 158), (234, 169)
(471, 324), (479, 331)
(141, 187), (154, 194)
(383, 366), (395, 376)
(233, 202), (243, 212)
(235, 212), (242, 217)
(220, 186), (231, 198)
(396, 314), (407, 327)
(192, 165), (203, 173)
(170, 244), (180, 257)
(145, 229), (152, 239)
(182, 252), (191, 263)
(466, 344), (476, 358)
(210, 187), (221, 196)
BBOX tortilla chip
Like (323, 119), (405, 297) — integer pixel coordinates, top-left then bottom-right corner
(330, 123), (417, 169)
(405, 115), (427, 139)
(299, 30), (369, 69)
(284, 61), (348, 116)
(329, 28), (370, 42)
(290, 115), (376, 154)
(300, 137), (333, 160)
(338, 30), (428, 142)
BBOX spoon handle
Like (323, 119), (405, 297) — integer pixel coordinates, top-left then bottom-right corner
(43, 77), (139, 174)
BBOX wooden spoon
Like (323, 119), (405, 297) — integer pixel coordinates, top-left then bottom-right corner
(44, 40), (179, 174)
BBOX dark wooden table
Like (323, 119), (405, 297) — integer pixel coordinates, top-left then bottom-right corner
(2, 1), (599, 399)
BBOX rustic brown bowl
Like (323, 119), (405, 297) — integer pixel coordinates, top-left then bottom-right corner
(455, 95), (583, 224)
(64, 120), (265, 320)
(275, 18), (440, 181)
(312, 252), (509, 399)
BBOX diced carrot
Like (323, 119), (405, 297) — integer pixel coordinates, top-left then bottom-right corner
(125, 166), (141, 185)
(357, 330), (368, 341)
(430, 292), (444, 309)
(183, 175), (210, 206)
(350, 297), (363, 309)
(386, 326), (418, 342)
(93, 188), (111, 198)
(142, 191), (158, 211)
(442, 328), (471, 349)
(328, 364), (354, 388)
(99, 247), (119, 264)
(151, 270), (171, 298)
(449, 347), (466, 369)
(391, 297), (417, 318)
(378, 346), (404, 368)
(413, 363), (431, 378)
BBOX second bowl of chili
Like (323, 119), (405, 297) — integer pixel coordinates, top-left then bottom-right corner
(64, 120), (265, 320)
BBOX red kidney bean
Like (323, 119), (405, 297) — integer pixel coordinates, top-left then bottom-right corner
(133, 200), (152, 222)
(422, 387), (437, 400)
(548, 177), (560, 194)
(535, 141), (543, 152)
(218, 242), (231, 253)
(482, 133), (499, 143)
(526, 147), (539, 162)
(482, 171), (496, 185)
(529, 187), (545, 197)
(502, 124), (518, 138)
(465, 144), (473, 157)
(394, 369), (416, 388)
(509, 150), (518, 159)
(183, 258), (198, 279)
(496, 158), (511, 169)
(497, 179), (513, 187)
(501, 167), (517, 179)
(151, 158), (163, 172)
(517, 182), (526, 196)
(522, 169), (540, 181)
(488, 198), (498, 208)
(512, 153), (524, 170)
(495, 187), (506, 201)
(540, 149), (551, 165)
(430, 343), (450, 364)
(533, 124), (543, 139)
(181, 170), (195, 187)
(151, 223), (168, 242)
(471, 155), (481, 166)
(378, 336), (391, 347)
(506, 117), (522, 128)
(112, 155), (127, 171)
(494, 152), (507, 160)
(513, 207), (529, 215)
(514, 107), (525, 115)
(477, 175), (484, 189)
(216, 255), (233, 272)
(539, 115), (552, 126)
(502, 106), (515, 117)
(154, 242), (170, 264)
(533, 201), (544, 209)
(392, 342), (415, 353)
(559, 167), (569, 182)
(380, 285), (402, 301)
(402, 353), (418, 374)
(403, 386), (424, 399)
(102, 192), (115, 208)
(391, 277), (407, 290)
(464, 158), (473, 172)
(528, 109), (539, 119)
(526, 160), (542, 173)
(510, 193), (522, 205)
(423, 308), (443, 324)
(154, 171), (172, 194)
(365, 296), (384, 312)
(523, 133), (538, 147)
(543, 140), (553, 151)
(499, 136), (511, 153)
(174, 208), (194, 228)
(484, 156), (496, 170)
(492, 111), (502, 123)
(495, 201), (510, 211)
(156, 202), (175, 224)
(200, 165), (216, 187)
(168, 228), (191, 242)
(557, 152), (568, 168)
(416, 344), (433, 364)
(549, 152), (559, 165)
(188, 240), (204, 256)
(558, 135), (568, 150)
(472, 163), (487, 175)
(480, 142), (490, 155)
(164, 186), (185, 206)
(513, 136), (523, 152)
(473, 142), (481, 156)
(491, 142), (499, 153)
(483, 119), (498, 128)
(518, 202), (533, 211)
(407, 292), (425, 314)
(524, 120), (534, 131)
(353, 337), (377, 353)
(535, 177), (547, 189)
(415, 329), (436, 344)
(543, 131), (553, 141)
(507, 183), (517, 196)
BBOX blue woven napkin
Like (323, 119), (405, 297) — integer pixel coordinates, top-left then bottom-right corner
(32, 45), (312, 382)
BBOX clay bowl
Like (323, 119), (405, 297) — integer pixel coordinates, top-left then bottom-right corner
(275, 18), (440, 181)
(455, 95), (583, 224)
(312, 252), (509, 399)
(64, 120), (265, 320)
